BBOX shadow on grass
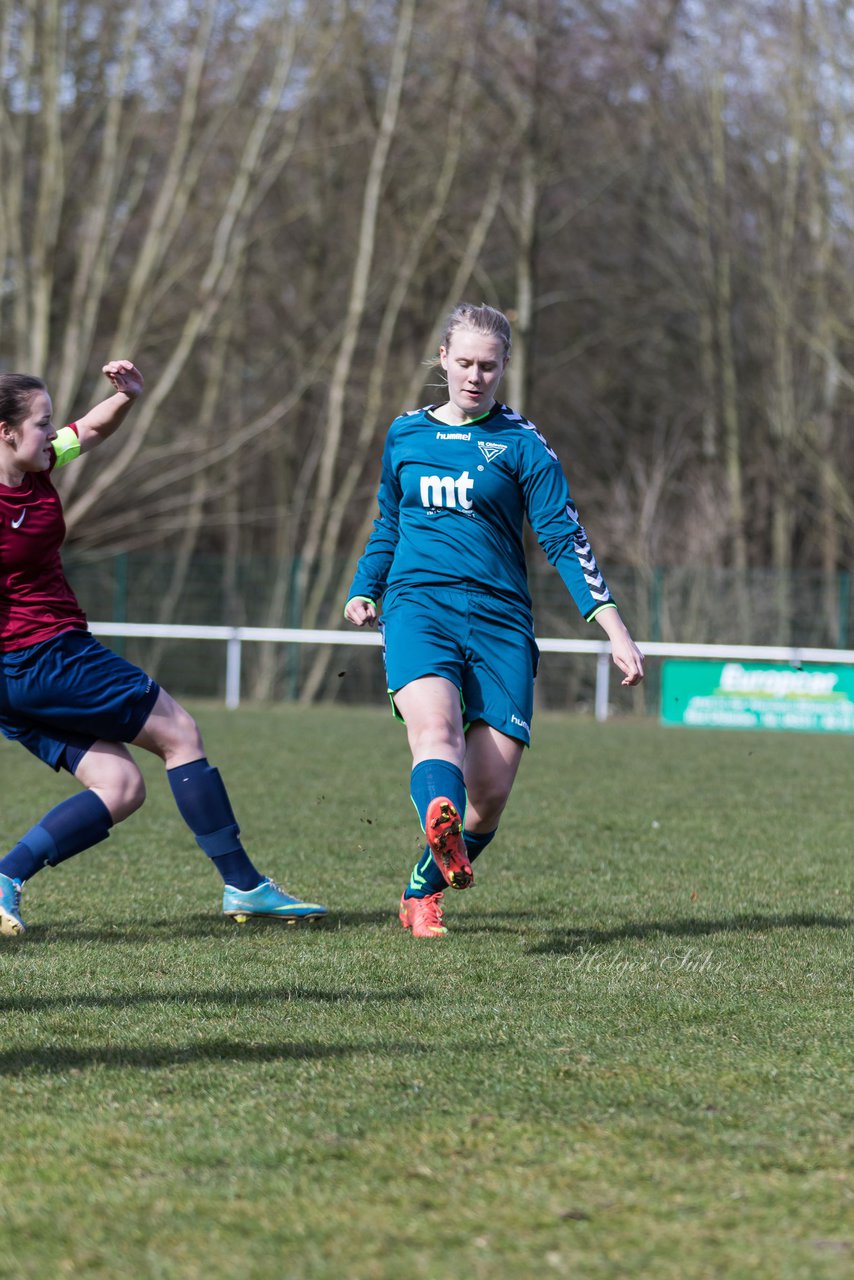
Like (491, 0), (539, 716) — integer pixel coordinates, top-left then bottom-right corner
(528, 912), (853, 955)
(443, 908), (562, 937)
(10, 907), (559, 943)
(460, 909), (558, 920)
(0, 984), (426, 1015)
(16, 908), (406, 943)
(0, 1038), (437, 1077)
(14, 912), (336, 944)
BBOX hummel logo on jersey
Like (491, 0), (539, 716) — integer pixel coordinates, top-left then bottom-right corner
(477, 441), (508, 464)
(420, 471), (474, 510)
(435, 430), (471, 441)
(10, 511), (26, 529)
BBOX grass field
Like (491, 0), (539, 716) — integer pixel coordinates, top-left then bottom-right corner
(0, 704), (850, 1279)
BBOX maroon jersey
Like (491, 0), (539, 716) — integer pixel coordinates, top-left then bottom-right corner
(0, 424), (88, 651)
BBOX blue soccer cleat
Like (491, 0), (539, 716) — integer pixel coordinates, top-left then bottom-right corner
(0, 873), (26, 937)
(222, 877), (327, 925)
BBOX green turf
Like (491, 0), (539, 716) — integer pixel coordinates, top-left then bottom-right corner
(0, 706), (850, 1279)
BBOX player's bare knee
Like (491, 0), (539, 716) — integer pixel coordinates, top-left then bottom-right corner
(95, 764), (145, 824)
(468, 784), (510, 830)
(178, 705), (204, 750)
(125, 770), (147, 815)
(410, 716), (464, 760)
(161, 706), (204, 763)
(111, 765), (146, 821)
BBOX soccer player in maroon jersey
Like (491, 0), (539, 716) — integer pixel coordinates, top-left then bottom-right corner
(0, 361), (326, 934)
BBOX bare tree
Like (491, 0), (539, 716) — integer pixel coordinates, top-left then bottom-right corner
(4, 0), (854, 688)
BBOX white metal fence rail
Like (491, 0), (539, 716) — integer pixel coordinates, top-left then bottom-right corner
(89, 622), (854, 719)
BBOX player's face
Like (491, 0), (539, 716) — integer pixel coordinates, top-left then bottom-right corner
(439, 329), (508, 422)
(1, 391), (57, 473)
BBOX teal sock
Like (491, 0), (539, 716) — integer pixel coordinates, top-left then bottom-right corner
(405, 759), (468, 899)
(409, 758), (466, 829)
(404, 827), (498, 899)
(404, 844), (447, 899)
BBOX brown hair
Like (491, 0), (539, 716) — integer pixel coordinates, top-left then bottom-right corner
(439, 303), (512, 361)
(0, 374), (47, 431)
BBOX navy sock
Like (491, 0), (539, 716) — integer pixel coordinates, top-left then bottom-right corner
(167, 758), (263, 891)
(409, 758), (467, 829)
(0, 791), (113, 882)
(209, 850), (264, 890)
(464, 829), (496, 862)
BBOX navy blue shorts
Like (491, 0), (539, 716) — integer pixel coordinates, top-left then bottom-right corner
(379, 587), (539, 745)
(0, 629), (160, 773)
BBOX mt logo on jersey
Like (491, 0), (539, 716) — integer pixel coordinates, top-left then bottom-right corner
(477, 441), (508, 464)
(420, 471), (474, 510)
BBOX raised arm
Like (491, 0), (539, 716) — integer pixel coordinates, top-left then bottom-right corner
(74, 360), (144, 454)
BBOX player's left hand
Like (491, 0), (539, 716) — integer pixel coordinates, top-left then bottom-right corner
(102, 359), (144, 399)
(595, 608), (645, 686)
(611, 633), (645, 686)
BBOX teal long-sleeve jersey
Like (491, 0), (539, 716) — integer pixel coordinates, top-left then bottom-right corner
(347, 402), (615, 622)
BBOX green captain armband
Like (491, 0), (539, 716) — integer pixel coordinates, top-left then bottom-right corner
(52, 426), (82, 469)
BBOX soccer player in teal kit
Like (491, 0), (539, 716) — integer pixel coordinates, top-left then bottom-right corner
(345, 303), (644, 938)
(0, 361), (325, 934)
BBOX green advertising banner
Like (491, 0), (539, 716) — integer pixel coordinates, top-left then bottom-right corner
(661, 660), (854, 733)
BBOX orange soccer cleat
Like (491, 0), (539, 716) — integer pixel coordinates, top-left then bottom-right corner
(425, 796), (474, 890)
(399, 890), (448, 938)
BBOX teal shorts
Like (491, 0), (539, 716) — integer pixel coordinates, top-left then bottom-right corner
(379, 587), (539, 745)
